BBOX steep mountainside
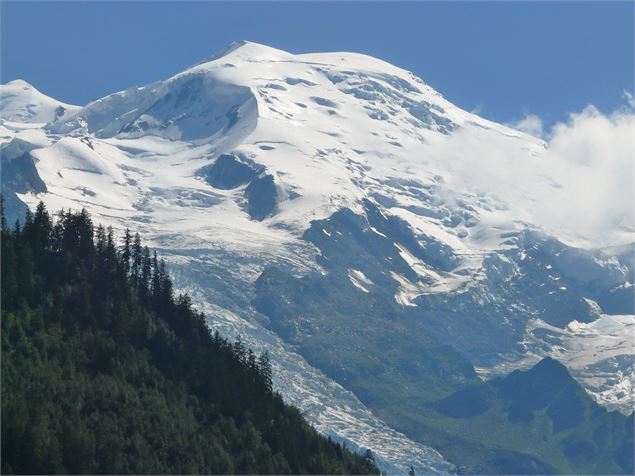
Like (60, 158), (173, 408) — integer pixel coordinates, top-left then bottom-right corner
(1, 205), (378, 475)
(412, 357), (633, 474)
(1, 41), (633, 473)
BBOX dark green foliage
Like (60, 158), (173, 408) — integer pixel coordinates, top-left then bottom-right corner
(423, 357), (634, 474)
(435, 385), (494, 419)
(1, 202), (377, 475)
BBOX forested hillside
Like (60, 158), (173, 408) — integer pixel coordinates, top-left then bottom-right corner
(0, 200), (378, 475)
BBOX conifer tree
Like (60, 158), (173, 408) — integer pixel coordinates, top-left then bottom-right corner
(151, 251), (161, 301)
(131, 233), (143, 284)
(140, 246), (152, 300)
(0, 203), (379, 475)
(95, 225), (107, 256)
(1, 195), (6, 231)
(258, 351), (273, 393)
(32, 202), (52, 257)
(120, 228), (132, 277)
(248, 349), (257, 374)
(234, 335), (246, 365)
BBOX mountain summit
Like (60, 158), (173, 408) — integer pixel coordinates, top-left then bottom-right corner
(1, 41), (633, 474)
(0, 79), (79, 123)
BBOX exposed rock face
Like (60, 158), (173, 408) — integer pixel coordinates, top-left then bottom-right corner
(200, 153), (263, 190)
(245, 174), (277, 221)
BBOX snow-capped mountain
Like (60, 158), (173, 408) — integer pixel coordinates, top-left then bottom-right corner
(2, 41), (633, 473)
(0, 79), (79, 124)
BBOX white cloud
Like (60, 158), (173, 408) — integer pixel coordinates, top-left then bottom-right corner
(538, 105), (635, 245)
(624, 90), (635, 109)
(469, 104), (483, 115)
(428, 98), (635, 248)
(509, 113), (544, 138)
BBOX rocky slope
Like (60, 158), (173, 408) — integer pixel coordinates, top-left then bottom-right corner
(1, 41), (632, 473)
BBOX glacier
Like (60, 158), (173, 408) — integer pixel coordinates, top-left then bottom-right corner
(1, 40), (633, 472)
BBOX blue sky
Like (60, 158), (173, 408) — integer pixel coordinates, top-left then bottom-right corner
(1, 1), (632, 128)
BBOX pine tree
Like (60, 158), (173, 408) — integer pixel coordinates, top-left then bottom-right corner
(120, 228), (132, 277)
(24, 209), (33, 230)
(258, 351), (273, 393)
(1, 194), (6, 231)
(98, 225), (118, 278)
(158, 259), (173, 304)
(140, 246), (152, 301)
(234, 335), (246, 365)
(1, 217), (17, 310)
(78, 209), (95, 264)
(151, 251), (161, 301)
(12, 220), (21, 237)
(131, 233), (143, 284)
(0, 205), (380, 475)
(95, 225), (107, 256)
(247, 349), (257, 374)
(32, 202), (53, 257)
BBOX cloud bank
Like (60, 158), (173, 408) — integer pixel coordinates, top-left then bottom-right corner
(541, 104), (634, 246)
(433, 98), (635, 249)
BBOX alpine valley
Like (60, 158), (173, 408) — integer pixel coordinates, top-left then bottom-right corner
(1, 41), (633, 474)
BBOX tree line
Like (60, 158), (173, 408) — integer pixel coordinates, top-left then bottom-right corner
(1, 199), (378, 474)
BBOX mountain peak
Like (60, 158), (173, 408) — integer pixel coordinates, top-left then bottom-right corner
(0, 80), (79, 124)
(191, 40), (291, 68)
(5, 78), (34, 89)
(522, 357), (577, 385)
(497, 356), (579, 408)
(532, 356), (568, 373)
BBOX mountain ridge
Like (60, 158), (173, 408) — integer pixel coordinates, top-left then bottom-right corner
(1, 41), (633, 473)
